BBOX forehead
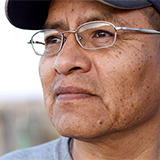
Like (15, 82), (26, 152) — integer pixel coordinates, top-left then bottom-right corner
(44, 0), (148, 29)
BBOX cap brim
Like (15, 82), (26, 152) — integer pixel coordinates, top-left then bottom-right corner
(5, 0), (152, 30)
(5, 0), (51, 30)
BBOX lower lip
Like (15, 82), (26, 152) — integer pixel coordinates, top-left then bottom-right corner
(57, 93), (92, 101)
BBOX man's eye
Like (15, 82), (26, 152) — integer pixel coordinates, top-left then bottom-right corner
(94, 30), (113, 38)
(45, 36), (61, 44)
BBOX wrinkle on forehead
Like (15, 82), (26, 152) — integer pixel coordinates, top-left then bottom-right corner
(44, 5), (127, 30)
(44, 0), (147, 31)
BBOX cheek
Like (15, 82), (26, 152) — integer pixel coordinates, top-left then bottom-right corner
(39, 57), (56, 120)
(39, 58), (53, 94)
(94, 47), (159, 130)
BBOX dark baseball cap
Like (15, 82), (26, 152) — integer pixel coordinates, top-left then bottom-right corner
(5, 0), (160, 30)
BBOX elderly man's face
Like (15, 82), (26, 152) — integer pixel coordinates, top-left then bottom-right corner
(39, 0), (160, 139)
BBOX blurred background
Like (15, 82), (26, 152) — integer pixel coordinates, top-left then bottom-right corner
(0, 0), (60, 156)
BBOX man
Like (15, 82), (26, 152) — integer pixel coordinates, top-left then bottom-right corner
(1, 0), (160, 159)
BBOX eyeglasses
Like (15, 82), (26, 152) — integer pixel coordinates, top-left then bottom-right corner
(28, 21), (160, 56)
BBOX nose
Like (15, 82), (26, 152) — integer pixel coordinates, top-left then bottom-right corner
(53, 34), (91, 75)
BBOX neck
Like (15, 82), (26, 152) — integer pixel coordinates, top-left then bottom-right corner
(71, 112), (160, 160)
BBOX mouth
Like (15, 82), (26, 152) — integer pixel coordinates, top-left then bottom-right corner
(55, 87), (94, 101)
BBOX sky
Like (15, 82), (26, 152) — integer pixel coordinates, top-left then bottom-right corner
(0, 0), (44, 102)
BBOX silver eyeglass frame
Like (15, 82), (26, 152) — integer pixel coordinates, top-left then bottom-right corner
(28, 21), (160, 56)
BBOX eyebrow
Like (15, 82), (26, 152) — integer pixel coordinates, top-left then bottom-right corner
(80, 9), (127, 27)
(43, 21), (68, 30)
(100, 10), (127, 27)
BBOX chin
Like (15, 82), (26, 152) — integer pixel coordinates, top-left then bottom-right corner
(53, 116), (113, 141)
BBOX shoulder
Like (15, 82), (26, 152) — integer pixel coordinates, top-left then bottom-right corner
(0, 137), (72, 160)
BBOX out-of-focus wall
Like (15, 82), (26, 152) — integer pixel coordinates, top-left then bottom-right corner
(0, 101), (60, 156)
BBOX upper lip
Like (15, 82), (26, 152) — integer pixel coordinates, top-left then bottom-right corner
(55, 86), (93, 97)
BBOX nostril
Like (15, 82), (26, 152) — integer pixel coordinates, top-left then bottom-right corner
(69, 67), (81, 73)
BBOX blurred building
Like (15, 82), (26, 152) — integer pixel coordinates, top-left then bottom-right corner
(0, 101), (60, 156)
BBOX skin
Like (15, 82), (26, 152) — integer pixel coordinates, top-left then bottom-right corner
(39, 0), (160, 159)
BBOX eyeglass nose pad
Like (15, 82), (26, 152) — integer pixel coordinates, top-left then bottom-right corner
(62, 37), (67, 45)
(78, 35), (83, 42)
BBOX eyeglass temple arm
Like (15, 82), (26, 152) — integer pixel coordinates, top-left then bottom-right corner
(116, 27), (160, 34)
(28, 40), (45, 45)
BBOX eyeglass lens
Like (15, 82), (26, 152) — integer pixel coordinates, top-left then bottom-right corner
(31, 22), (116, 56)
